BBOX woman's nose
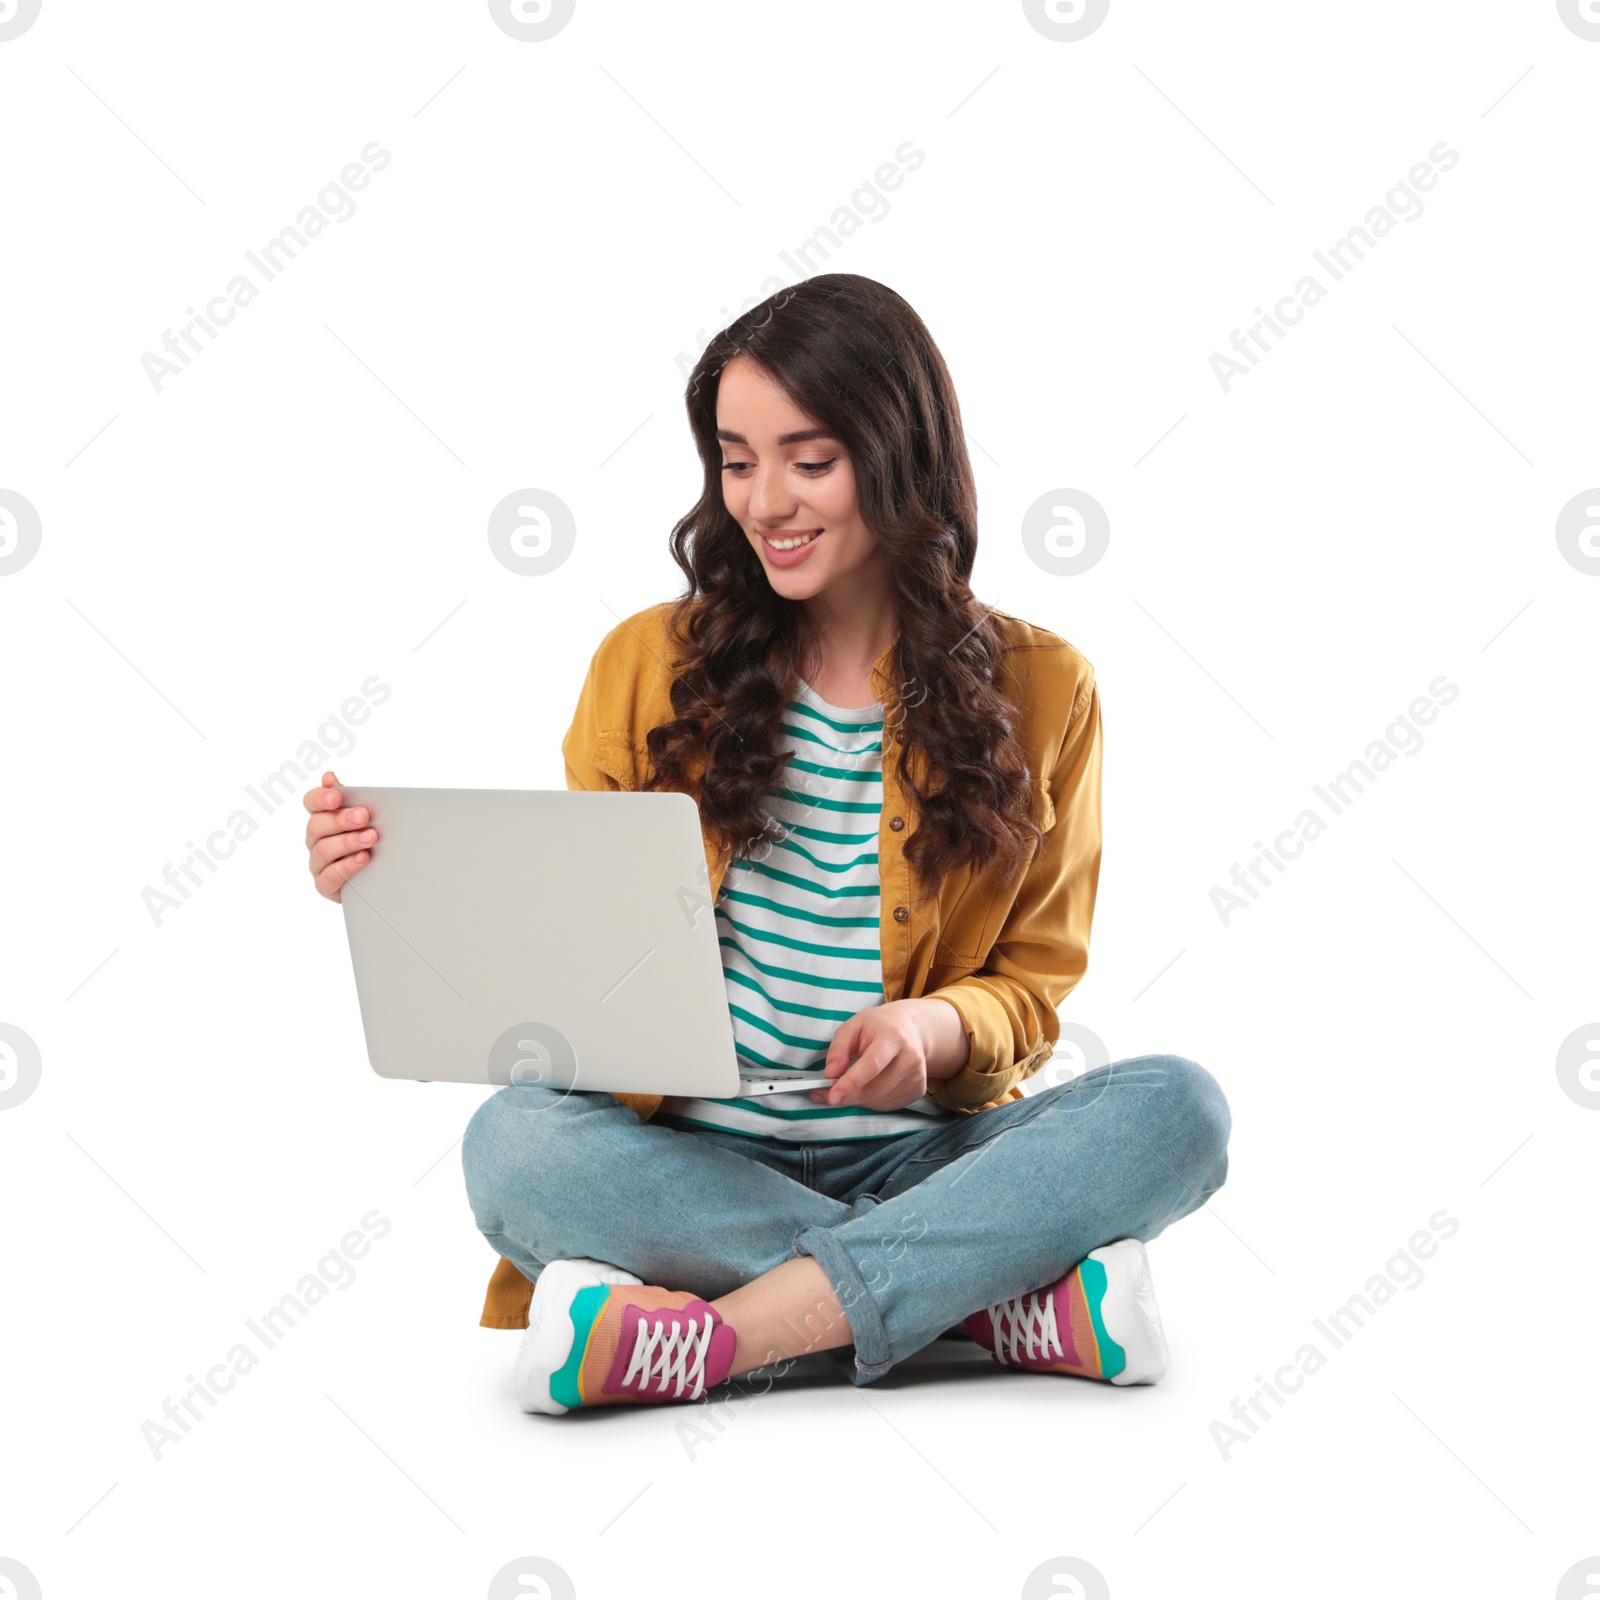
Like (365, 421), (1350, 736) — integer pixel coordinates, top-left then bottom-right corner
(748, 460), (792, 520)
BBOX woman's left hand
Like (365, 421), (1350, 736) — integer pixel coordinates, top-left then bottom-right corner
(812, 999), (965, 1111)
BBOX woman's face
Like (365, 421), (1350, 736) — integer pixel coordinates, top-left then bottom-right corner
(715, 355), (882, 603)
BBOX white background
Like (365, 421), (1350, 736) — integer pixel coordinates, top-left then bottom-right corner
(2, 2), (1597, 1597)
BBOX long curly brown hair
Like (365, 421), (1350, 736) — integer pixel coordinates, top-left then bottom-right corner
(642, 273), (1041, 890)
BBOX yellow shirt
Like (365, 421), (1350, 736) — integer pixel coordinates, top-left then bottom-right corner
(478, 600), (1103, 1328)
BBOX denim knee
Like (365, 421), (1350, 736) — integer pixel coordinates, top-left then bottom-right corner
(1141, 1054), (1231, 1174)
(460, 1084), (581, 1232)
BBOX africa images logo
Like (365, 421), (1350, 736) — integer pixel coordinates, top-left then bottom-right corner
(0, 0), (41, 42)
(488, 0), (575, 42)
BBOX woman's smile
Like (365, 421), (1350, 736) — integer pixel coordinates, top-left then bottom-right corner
(759, 527), (823, 566)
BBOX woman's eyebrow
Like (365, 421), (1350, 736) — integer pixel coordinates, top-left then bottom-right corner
(716, 427), (836, 446)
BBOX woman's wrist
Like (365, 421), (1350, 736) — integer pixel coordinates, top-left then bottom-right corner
(909, 996), (971, 1081)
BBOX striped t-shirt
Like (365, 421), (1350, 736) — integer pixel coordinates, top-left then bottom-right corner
(654, 680), (958, 1142)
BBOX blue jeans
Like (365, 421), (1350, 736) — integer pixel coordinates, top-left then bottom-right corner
(462, 1053), (1230, 1385)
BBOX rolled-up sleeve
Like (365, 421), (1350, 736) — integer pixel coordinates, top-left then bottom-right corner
(924, 673), (1103, 1112)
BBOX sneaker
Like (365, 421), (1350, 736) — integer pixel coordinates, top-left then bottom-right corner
(964, 1238), (1168, 1386)
(512, 1257), (738, 1414)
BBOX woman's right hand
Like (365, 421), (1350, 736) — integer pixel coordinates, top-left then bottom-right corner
(303, 770), (377, 903)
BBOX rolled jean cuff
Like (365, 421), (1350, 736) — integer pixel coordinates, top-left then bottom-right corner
(790, 1220), (893, 1385)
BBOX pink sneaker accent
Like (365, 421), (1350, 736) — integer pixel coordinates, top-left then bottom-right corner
(965, 1241), (1169, 1386)
(965, 1274), (1088, 1372)
(601, 1298), (738, 1401)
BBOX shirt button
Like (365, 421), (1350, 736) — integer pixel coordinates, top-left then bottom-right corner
(893, 905), (909, 923)
(888, 816), (905, 832)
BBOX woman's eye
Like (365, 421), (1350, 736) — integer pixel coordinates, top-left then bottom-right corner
(720, 458), (835, 474)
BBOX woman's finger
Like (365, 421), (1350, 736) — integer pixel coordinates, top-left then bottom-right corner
(303, 772), (343, 816)
(316, 850), (370, 902)
(304, 803), (369, 849)
(310, 825), (378, 878)
(815, 1036), (897, 1106)
(822, 1014), (864, 1078)
(816, 1016), (871, 1100)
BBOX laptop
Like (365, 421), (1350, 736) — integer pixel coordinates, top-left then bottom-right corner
(337, 787), (837, 1099)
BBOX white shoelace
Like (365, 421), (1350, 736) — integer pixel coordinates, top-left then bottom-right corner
(622, 1311), (717, 1399)
(988, 1290), (1064, 1365)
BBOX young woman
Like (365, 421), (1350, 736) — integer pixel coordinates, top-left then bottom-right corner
(304, 274), (1230, 1413)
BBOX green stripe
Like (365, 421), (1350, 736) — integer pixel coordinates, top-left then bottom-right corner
(772, 837), (878, 873)
(729, 1003), (831, 1053)
(722, 888), (877, 930)
(666, 1093), (897, 1122)
(721, 912), (879, 962)
(779, 820), (877, 846)
(786, 756), (882, 784)
(782, 722), (883, 756)
(733, 1038), (826, 1071)
(654, 1111), (925, 1140)
(742, 861), (877, 900)
(787, 699), (883, 735)
(723, 964), (856, 1022)
(771, 787), (881, 815)
(717, 938), (884, 993)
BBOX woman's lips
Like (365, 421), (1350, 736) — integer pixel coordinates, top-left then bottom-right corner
(759, 529), (822, 568)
